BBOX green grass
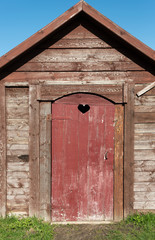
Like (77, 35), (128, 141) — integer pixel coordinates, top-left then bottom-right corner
(0, 213), (154, 240)
(0, 216), (55, 240)
(105, 212), (155, 240)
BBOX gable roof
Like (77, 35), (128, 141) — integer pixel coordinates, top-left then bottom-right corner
(0, 0), (155, 71)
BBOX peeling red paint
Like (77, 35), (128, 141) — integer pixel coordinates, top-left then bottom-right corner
(51, 94), (115, 221)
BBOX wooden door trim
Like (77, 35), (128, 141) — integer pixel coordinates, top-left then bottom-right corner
(28, 83), (134, 221)
(37, 84), (126, 104)
(124, 83), (135, 218)
(39, 102), (51, 221)
(114, 104), (124, 221)
(29, 85), (40, 217)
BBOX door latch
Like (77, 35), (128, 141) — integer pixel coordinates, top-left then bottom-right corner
(104, 151), (108, 160)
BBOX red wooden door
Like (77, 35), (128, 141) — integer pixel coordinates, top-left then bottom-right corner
(51, 94), (115, 221)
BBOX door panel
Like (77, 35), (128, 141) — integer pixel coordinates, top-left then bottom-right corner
(51, 94), (115, 221)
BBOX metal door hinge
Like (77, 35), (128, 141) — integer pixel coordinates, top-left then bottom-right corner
(47, 114), (52, 121)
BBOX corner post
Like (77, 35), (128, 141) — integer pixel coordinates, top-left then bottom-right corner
(0, 83), (7, 217)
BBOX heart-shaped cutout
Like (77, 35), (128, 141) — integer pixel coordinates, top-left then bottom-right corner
(78, 104), (90, 114)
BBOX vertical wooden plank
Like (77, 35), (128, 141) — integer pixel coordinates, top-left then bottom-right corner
(88, 103), (115, 221)
(124, 84), (135, 218)
(114, 104), (124, 221)
(52, 104), (65, 221)
(63, 105), (79, 221)
(78, 109), (89, 220)
(0, 84), (6, 217)
(29, 85), (40, 217)
(104, 104), (115, 220)
(123, 83), (128, 103)
(40, 102), (51, 221)
(52, 103), (79, 221)
(88, 105), (105, 220)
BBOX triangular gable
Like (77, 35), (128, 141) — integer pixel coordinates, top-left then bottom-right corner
(0, 0), (155, 71)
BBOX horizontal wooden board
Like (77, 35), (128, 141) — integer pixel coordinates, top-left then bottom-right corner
(62, 25), (102, 39)
(6, 102), (28, 109)
(7, 210), (28, 216)
(134, 149), (155, 160)
(134, 182), (155, 192)
(7, 155), (29, 162)
(134, 172), (155, 182)
(6, 96), (29, 104)
(38, 84), (123, 103)
(7, 162), (29, 172)
(29, 49), (133, 63)
(135, 124), (155, 133)
(7, 118), (29, 126)
(134, 209), (155, 214)
(7, 149), (29, 156)
(7, 203), (29, 211)
(7, 211), (28, 216)
(4, 71), (154, 84)
(17, 61), (143, 72)
(7, 144), (28, 151)
(7, 119), (29, 131)
(134, 112), (155, 123)
(135, 96), (155, 106)
(134, 192), (155, 201)
(134, 106), (155, 113)
(6, 88), (29, 98)
(5, 82), (29, 87)
(7, 204), (28, 210)
(7, 138), (28, 146)
(134, 141), (155, 150)
(6, 107), (28, 120)
(133, 201), (155, 209)
(134, 161), (155, 171)
(7, 195), (29, 204)
(47, 38), (111, 48)
(7, 145), (29, 157)
(7, 178), (29, 188)
(134, 137), (155, 149)
(134, 133), (155, 141)
(7, 171), (29, 179)
(7, 188), (29, 195)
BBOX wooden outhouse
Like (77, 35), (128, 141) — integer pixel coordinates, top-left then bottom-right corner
(0, 1), (155, 222)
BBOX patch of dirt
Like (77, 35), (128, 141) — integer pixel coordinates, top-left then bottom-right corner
(53, 224), (114, 240)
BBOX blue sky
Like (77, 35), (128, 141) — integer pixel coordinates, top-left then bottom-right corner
(0, 0), (155, 57)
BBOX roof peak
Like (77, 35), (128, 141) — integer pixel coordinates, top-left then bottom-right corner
(0, 1), (154, 70)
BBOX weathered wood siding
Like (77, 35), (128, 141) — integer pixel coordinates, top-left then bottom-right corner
(6, 88), (29, 216)
(3, 25), (154, 86)
(16, 25), (144, 73)
(134, 84), (155, 210)
(2, 24), (155, 217)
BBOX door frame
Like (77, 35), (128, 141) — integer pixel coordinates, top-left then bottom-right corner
(28, 83), (134, 221)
